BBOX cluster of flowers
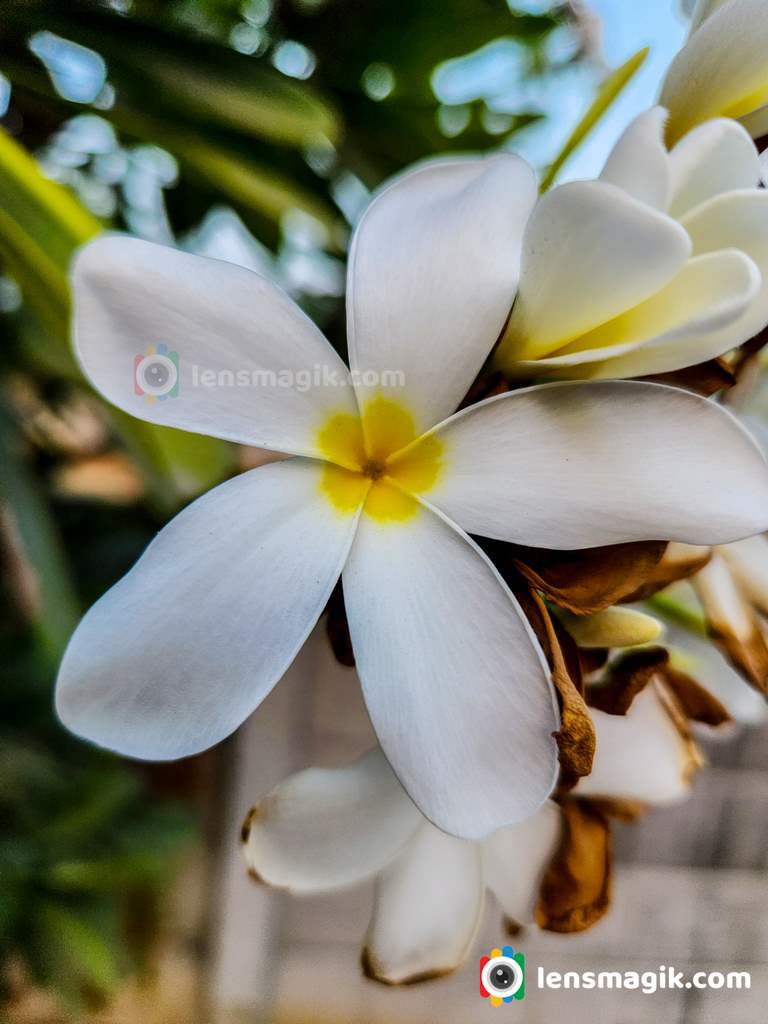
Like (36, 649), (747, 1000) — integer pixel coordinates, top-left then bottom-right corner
(55, 0), (768, 986)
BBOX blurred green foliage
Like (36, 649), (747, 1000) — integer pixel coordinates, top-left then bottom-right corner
(0, 0), (593, 1013)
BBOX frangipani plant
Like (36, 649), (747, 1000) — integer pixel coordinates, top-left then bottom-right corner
(55, 152), (768, 840)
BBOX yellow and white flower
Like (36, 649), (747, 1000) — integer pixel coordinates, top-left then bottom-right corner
(55, 155), (768, 839)
(493, 107), (768, 381)
(661, 0), (768, 144)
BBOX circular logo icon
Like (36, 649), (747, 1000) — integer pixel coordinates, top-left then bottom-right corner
(481, 954), (524, 999)
(135, 353), (179, 397)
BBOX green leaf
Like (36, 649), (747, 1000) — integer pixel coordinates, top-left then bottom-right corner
(0, 394), (80, 660)
(12, 2), (340, 148)
(0, 125), (234, 503)
(0, 121), (100, 261)
(30, 903), (122, 1004)
(35, 769), (140, 851)
(539, 47), (649, 192)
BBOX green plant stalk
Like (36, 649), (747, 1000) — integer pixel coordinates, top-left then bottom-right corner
(540, 47), (649, 192)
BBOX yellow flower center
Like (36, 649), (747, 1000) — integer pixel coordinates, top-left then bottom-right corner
(317, 395), (443, 523)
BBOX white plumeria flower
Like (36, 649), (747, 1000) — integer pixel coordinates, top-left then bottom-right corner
(662, 0), (768, 144)
(55, 155), (768, 839)
(242, 680), (698, 985)
(493, 107), (768, 381)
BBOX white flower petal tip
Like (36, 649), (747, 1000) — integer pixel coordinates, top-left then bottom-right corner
(343, 509), (559, 841)
(55, 460), (358, 760)
(599, 106), (671, 210)
(361, 823), (483, 985)
(347, 154), (537, 435)
(668, 118), (760, 219)
(579, 682), (699, 805)
(559, 607), (663, 649)
(661, 0), (768, 143)
(72, 234), (357, 457)
(241, 749), (422, 894)
(426, 380), (768, 549)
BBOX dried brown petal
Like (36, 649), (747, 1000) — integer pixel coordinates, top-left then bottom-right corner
(694, 554), (768, 695)
(653, 681), (705, 787)
(658, 665), (732, 727)
(640, 357), (735, 396)
(584, 797), (647, 822)
(360, 947), (454, 986)
(535, 798), (612, 934)
(496, 540), (668, 615)
(587, 647), (670, 716)
(516, 587), (595, 785)
(621, 542), (712, 602)
(503, 916), (524, 938)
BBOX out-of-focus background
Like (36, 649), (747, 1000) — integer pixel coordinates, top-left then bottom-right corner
(1, 1), (765, 1022)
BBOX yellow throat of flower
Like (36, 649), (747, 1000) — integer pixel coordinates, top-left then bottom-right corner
(316, 395), (443, 523)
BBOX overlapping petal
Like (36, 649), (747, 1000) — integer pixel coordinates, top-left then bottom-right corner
(362, 822), (483, 984)
(495, 180), (691, 369)
(661, 0), (768, 143)
(346, 155), (537, 435)
(689, 0), (733, 33)
(681, 190), (768, 349)
(423, 380), (768, 548)
(510, 249), (759, 379)
(56, 460), (360, 759)
(577, 684), (695, 804)
(241, 749), (422, 893)
(668, 118), (760, 219)
(599, 106), (671, 210)
(72, 236), (358, 457)
(342, 505), (559, 839)
(481, 802), (561, 924)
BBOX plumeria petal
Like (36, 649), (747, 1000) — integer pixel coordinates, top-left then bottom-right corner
(343, 506), (559, 840)
(681, 190), (768, 352)
(362, 822), (483, 984)
(482, 802), (561, 925)
(424, 380), (768, 548)
(668, 118), (760, 219)
(689, 0), (733, 33)
(56, 460), (359, 759)
(495, 180), (691, 369)
(346, 155), (537, 435)
(740, 103), (768, 140)
(241, 749), (422, 893)
(72, 236), (358, 457)
(578, 683), (697, 804)
(510, 249), (759, 379)
(661, 0), (768, 143)
(599, 107), (671, 210)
